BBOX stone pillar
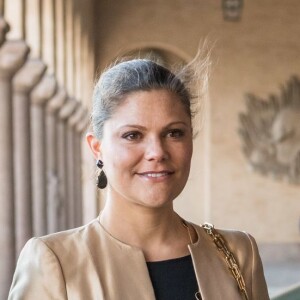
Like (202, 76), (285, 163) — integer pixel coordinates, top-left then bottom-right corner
(57, 98), (77, 230)
(30, 75), (57, 237)
(56, 119), (67, 231)
(0, 40), (29, 300)
(68, 105), (86, 227)
(25, 0), (42, 58)
(5, 0), (25, 40)
(0, 1), (3, 16)
(75, 113), (90, 226)
(74, 132), (83, 227)
(12, 59), (46, 256)
(79, 113), (99, 224)
(55, 0), (66, 85)
(73, 0), (82, 100)
(66, 122), (76, 229)
(41, 0), (55, 74)
(45, 87), (67, 234)
(65, 0), (75, 95)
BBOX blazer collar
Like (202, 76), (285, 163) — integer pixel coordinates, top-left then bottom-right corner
(88, 217), (242, 300)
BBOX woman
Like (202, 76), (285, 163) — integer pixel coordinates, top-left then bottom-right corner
(9, 59), (269, 299)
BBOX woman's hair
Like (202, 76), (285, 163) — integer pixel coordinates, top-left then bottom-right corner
(92, 54), (210, 139)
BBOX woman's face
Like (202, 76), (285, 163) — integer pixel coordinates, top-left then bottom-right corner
(91, 89), (193, 209)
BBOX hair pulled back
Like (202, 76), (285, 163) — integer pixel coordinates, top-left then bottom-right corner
(91, 59), (194, 139)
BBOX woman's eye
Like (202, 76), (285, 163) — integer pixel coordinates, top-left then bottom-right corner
(122, 131), (142, 141)
(167, 129), (185, 138)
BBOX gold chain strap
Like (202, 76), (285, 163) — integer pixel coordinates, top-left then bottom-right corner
(202, 223), (249, 300)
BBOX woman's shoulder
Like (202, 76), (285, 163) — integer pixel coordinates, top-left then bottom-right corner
(27, 217), (101, 253)
(217, 226), (257, 249)
(189, 222), (260, 258)
(9, 218), (104, 299)
(188, 222), (269, 299)
(191, 222), (256, 243)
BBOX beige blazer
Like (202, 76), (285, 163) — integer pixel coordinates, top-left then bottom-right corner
(9, 217), (270, 300)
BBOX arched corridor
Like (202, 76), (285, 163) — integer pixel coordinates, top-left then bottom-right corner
(0, 1), (300, 298)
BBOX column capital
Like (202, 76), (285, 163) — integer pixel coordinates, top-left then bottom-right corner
(13, 59), (47, 94)
(46, 87), (68, 114)
(68, 105), (87, 128)
(31, 74), (57, 105)
(0, 40), (29, 79)
(59, 97), (78, 120)
(76, 114), (90, 133)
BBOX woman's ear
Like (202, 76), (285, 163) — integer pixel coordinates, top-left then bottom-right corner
(86, 132), (102, 160)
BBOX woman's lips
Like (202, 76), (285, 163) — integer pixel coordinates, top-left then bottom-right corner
(136, 171), (174, 180)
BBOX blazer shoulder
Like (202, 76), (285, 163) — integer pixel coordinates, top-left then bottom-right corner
(192, 222), (255, 252)
(191, 223), (259, 272)
(218, 228), (255, 250)
(219, 229), (269, 299)
(191, 223), (269, 299)
(9, 237), (68, 299)
(38, 218), (100, 250)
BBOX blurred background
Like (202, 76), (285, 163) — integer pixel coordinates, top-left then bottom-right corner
(0, 0), (299, 299)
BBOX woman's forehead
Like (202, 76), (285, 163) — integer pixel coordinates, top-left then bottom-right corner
(107, 90), (191, 128)
(117, 90), (186, 113)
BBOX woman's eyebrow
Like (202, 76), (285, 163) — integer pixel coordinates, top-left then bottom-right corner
(118, 124), (147, 130)
(165, 121), (189, 127)
(118, 121), (189, 130)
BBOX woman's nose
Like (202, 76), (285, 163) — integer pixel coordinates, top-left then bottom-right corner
(144, 137), (169, 162)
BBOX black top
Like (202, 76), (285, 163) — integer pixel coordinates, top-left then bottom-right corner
(146, 255), (201, 300)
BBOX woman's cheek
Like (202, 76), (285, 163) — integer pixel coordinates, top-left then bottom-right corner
(111, 145), (141, 169)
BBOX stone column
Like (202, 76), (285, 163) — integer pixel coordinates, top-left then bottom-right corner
(74, 113), (90, 227)
(68, 105), (86, 227)
(74, 132), (83, 227)
(54, 0), (66, 85)
(0, 40), (29, 300)
(25, 0), (42, 58)
(4, 0), (25, 40)
(13, 59), (46, 256)
(45, 87), (67, 234)
(30, 75), (57, 237)
(65, 0), (75, 95)
(78, 113), (99, 224)
(41, 0), (55, 74)
(57, 98), (77, 230)
(66, 127), (75, 229)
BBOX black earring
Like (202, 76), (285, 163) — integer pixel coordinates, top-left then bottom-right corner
(96, 159), (107, 189)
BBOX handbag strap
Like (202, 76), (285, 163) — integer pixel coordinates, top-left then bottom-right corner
(201, 223), (249, 300)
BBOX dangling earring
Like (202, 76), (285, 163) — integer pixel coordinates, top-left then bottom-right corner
(96, 159), (107, 189)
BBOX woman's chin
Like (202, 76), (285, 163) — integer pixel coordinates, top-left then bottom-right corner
(131, 191), (179, 210)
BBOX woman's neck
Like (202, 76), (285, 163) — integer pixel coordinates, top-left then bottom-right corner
(100, 198), (195, 261)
